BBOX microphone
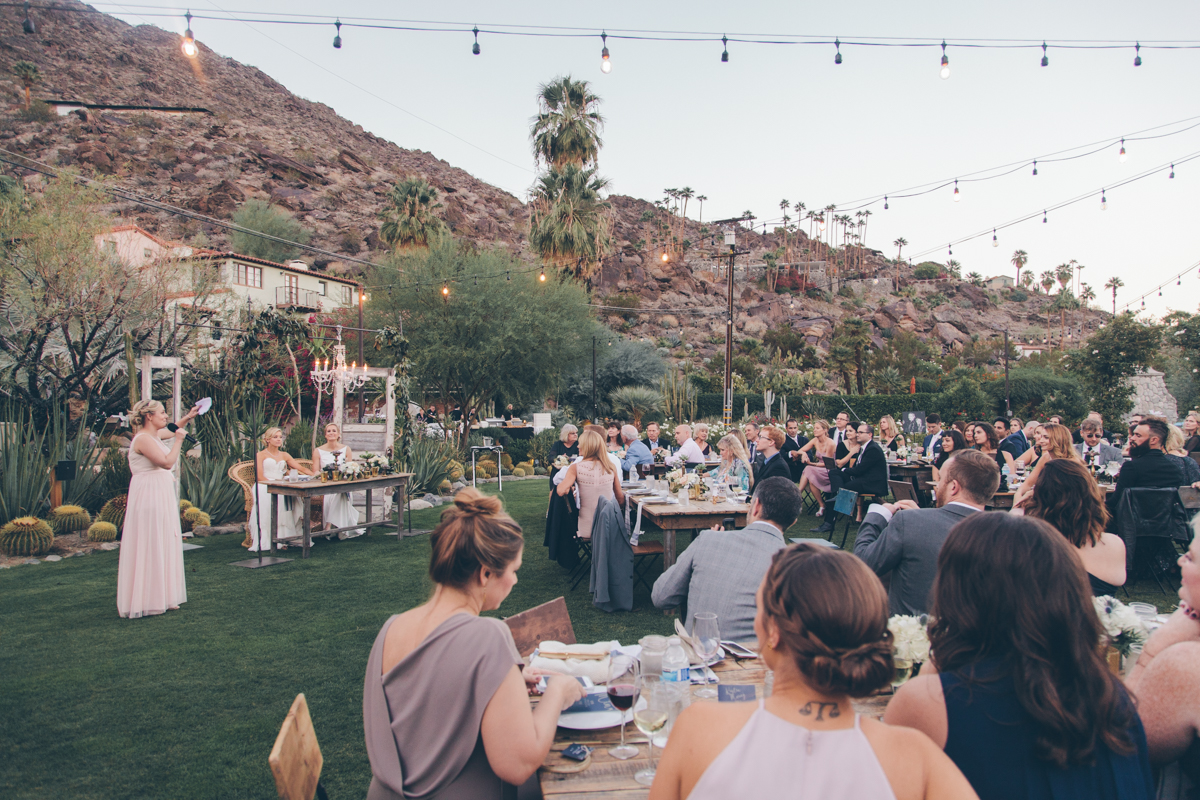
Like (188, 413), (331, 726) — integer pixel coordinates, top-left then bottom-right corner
(166, 423), (199, 445)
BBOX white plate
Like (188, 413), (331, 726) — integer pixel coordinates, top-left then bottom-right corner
(639, 496), (679, 505)
(194, 397), (212, 415)
(556, 690), (647, 731)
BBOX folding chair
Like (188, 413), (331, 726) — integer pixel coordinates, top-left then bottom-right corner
(269, 694), (328, 800)
(568, 537), (592, 591)
(1115, 488), (1191, 594)
(832, 489), (859, 548)
(503, 597), (575, 658)
(888, 480), (919, 505)
(1178, 487), (1200, 526)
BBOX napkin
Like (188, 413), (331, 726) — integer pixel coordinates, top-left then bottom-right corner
(531, 640), (618, 684)
(674, 619), (711, 666)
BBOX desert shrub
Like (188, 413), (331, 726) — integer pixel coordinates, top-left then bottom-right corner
(0, 517), (53, 556)
(87, 521), (118, 542)
(49, 505), (91, 535)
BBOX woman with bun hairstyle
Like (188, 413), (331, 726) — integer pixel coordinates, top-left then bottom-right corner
(885, 513), (1153, 800)
(650, 542), (976, 800)
(117, 398), (199, 619)
(363, 488), (586, 800)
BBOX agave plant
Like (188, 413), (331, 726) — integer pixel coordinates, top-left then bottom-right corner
(180, 453), (244, 525)
(609, 385), (663, 429)
(398, 433), (458, 497)
(0, 403), (51, 526)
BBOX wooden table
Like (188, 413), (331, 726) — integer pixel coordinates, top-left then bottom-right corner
(888, 462), (934, 481)
(638, 499), (750, 570)
(264, 473), (412, 559)
(538, 652), (891, 798)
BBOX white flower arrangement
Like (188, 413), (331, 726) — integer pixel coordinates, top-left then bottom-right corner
(895, 446), (909, 459)
(339, 461), (366, 478)
(1093, 595), (1147, 656)
(888, 614), (931, 663)
(365, 453), (389, 469)
(552, 454), (571, 469)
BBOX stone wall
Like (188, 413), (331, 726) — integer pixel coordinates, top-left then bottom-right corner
(1126, 369), (1178, 423)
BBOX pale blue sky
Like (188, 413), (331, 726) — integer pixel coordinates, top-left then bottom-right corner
(103, 0), (1200, 319)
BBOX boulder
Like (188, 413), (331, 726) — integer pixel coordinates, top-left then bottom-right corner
(407, 500), (433, 511)
(877, 300), (923, 331)
(958, 284), (991, 310)
(934, 321), (971, 347)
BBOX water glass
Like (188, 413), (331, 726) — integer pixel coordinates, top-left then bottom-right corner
(891, 656), (913, 689)
(692, 613), (720, 699)
(633, 677), (669, 786)
(639, 635), (668, 677)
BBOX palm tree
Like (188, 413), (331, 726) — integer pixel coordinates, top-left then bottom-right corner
(1010, 249), (1028, 287)
(945, 260), (962, 279)
(967, 271), (984, 286)
(609, 385), (663, 429)
(893, 237), (908, 261)
(829, 343), (855, 394)
(1080, 283), (1096, 309)
(1104, 276), (1124, 315)
(1021, 270), (1035, 291)
(1053, 291), (1080, 350)
(859, 209), (872, 273)
(528, 163), (613, 277)
(378, 176), (448, 249)
(696, 194), (707, 223)
(12, 61), (39, 110)
(679, 187), (694, 220)
(1055, 263), (1073, 293)
(1040, 271), (1056, 296)
(530, 76), (605, 169)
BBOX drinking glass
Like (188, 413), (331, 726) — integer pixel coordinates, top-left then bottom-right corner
(891, 656), (913, 689)
(692, 613), (720, 699)
(606, 655), (639, 760)
(633, 677), (670, 786)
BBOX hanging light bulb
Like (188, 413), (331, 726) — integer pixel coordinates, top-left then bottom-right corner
(1040, 42), (1049, 67)
(472, 25), (480, 55)
(442, 282), (449, 296)
(1119, 138), (1127, 163)
(662, 251), (669, 262)
(953, 179), (960, 202)
(333, 19), (342, 49)
(883, 196), (888, 210)
(721, 35), (729, 63)
(474, 275), (478, 286)
(1134, 43), (1142, 67)
(1100, 190), (1107, 210)
(506, 270), (510, 281)
(992, 229), (998, 247)
(1032, 160), (1038, 176)
(818, 217), (826, 232)
(181, 10), (197, 58)
(939, 41), (950, 79)
(21, 0), (35, 35)
(948, 244), (953, 256)
(1169, 163), (1175, 179)
(539, 267), (546, 282)
(600, 32), (611, 73)
(1043, 210), (1048, 223)
(834, 37), (842, 64)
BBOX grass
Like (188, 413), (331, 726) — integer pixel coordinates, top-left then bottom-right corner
(0, 478), (1177, 799)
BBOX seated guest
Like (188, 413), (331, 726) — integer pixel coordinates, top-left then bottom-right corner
(1012, 422), (1080, 506)
(885, 513), (1155, 800)
(878, 414), (906, 452)
(713, 433), (754, 493)
(547, 424), (579, 481)
(743, 421), (760, 462)
(998, 419), (1037, 463)
(1021, 458), (1126, 595)
(1162, 420), (1200, 485)
(643, 421), (668, 454)
(854, 450), (997, 616)
(992, 417), (1010, 441)
(618, 424), (653, 477)
(1106, 418), (1184, 516)
(921, 413), (945, 457)
(796, 420), (837, 517)
(782, 418), (810, 481)
(605, 423), (623, 453)
(1126, 529), (1200, 769)
(451, 404), (463, 422)
(584, 424), (623, 473)
(730, 427), (751, 463)
(752, 425), (793, 483)
(970, 420), (1013, 471)
(1014, 423), (1047, 470)
(666, 424), (707, 468)
(1076, 418), (1125, 468)
(930, 429), (969, 482)
(652, 542), (977, 800)
(363, 489), (587, 799)
(812, 422), (888, 534)
(1182, 411), (1200, 453)
(557, 430), (624, 541)
(693, 422), (714, 458)
(1048, 414), (1063, 426)
(651, 476), (799, 640)
(830, 411), (853, 458)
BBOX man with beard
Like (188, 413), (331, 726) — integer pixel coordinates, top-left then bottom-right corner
(1106, 418), (1184, 515)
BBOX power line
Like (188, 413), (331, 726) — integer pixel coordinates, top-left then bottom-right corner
(1117, 259), (1200, 313)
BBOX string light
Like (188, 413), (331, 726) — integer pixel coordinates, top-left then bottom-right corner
(181, 10), (197, 58)
(1041, 42), (1049, 67)
(1170, 163), (1176, 178)
(662, 252), (669, 262)
(939, 41), (950, 79)
(1043, 210), (1048, 223)
(1101, 189), (1107, 210)
(721, 35), (729, 63)
(1119, 138), (1128, 162)
(601, 32), (611, 72)
(883, 195), (888, 210)
(948, 244), (953, 256)
(332, 19), (342, 49)
(834, 37), (842, 64)
(1032, 160), (1038, 176)
(1134, 43), (1142, 67)
(472, 25), (480, 55)
(539, 267), (546, 281)
(506, 270), (510, 281)
(442, 281), (449, 296)
(21, 0), (35, 35)
(953, 179), (960, 201)
(992, 229), (998, 247)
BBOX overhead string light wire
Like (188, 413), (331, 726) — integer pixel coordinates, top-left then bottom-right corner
(1118, 259), (1200, 313)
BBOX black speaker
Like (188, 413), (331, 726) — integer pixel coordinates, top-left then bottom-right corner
(55, 460), (78, 481)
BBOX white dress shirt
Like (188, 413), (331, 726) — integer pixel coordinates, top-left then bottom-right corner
(667, 437), (707, 466)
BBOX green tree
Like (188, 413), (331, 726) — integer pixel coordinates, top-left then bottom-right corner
(1011, 249), (1028, 287)
(11, 61), (39, 110)
(369, 239), (597, 446)
(832, 318), (871, 394)
(560, 338), (666, 418)
(1065, 313), (1162, 421)
(379, 176), (448, 249)
(609, 385), (663, 429)
(1055, 262), (1074, 293)
(530, 76), (604, 169)
(967, 271), (984, 286)
(1040, 270), (1056, 296)
(528, 163), (613, 278)
(1104, 276), (1124, 315)
(1080, 283), (1096, 309)
(230, 200), (311, 263)
(1052, 290), (1080, 350)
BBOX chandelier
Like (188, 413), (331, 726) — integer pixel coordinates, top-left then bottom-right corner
(310, 325), (370, 394)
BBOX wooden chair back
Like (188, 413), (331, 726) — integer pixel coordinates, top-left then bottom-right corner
(229, 459), (318, 548)
(503, 597), (575, 658)
(269, 693), (325, 800)
(1179, 486), (1200, 510)
(888, 480), (919, 505)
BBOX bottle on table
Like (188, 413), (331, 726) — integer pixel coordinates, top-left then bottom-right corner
(660, 636), (692, 742)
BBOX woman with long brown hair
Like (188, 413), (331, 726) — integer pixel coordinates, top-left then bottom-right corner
(886, 513), (1153, 800)
(1012, 422), (1079, 506)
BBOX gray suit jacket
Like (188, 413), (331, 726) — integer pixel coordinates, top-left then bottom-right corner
(589, 497), (634, 613)
(651, 520), (785, 641)
(853, 503), (982, 616)
(1074, 441), (1125, 466)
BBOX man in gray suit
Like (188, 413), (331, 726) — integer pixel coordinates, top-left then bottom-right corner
(1075, 419), (1125, 467)
(853, 449), (1000, 616)
(651, 476), (801, 640)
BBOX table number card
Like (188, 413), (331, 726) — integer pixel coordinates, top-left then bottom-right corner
(718, 684), (756, 702)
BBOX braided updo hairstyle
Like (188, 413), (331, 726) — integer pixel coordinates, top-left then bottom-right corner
(760, 542), (894, 697)
(429, 488), (523, 589)
(128, 399), (164, 431)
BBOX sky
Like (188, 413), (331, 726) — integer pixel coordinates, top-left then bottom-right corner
(99, 0), (1200, 320)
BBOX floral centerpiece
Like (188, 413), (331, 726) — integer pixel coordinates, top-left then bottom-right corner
(653, 448), (667, 465)
(1093, 595), (1148, 657)
(361, 452), (390, 475)
(888, 614), (931, 663)
(552, 454), (571, 470)
(338, 461), (366, 481)
(895, 445), (910, 462)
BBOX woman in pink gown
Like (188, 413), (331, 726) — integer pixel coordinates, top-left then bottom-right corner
(117, 399), (197, 619)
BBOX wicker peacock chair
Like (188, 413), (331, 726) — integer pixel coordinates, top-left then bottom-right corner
(229, 459), (321, 548)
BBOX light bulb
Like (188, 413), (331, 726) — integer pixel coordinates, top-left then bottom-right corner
(600, 32), (611, 72)
(721, 35), (729, 63)
(662, 252), (669, 262)
(1101, 191), (1107, 210)
(472, 25), (480, 55)
(883, 196), (888, 210)
(1134, 43), (1142, 67)
(442, 283), (448, 296)
(539, 268), (546, 282)
(182, 32), (197, 58)
(1169, 164), (1175, 179)
(1119, 139), (1127, 163)
(1032, 161), (1038, 176)
(939, 42), (950, 79)
(333, 19), (342, 49)
(834, 37), (842, 64)
(953, 180), (960, 202)
(1040, 42), (1049, 67)
(992, 229), (998, 247)
(818, 219), (826, 232)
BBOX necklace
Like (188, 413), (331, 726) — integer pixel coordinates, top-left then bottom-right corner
(1180, 600), (1200, 621)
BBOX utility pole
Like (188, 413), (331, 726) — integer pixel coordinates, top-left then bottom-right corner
(358, 287), (366, 423)
(1003, 331), (1011, 418)
(711, 216), (754, 426)
(592, 336), (598, 422)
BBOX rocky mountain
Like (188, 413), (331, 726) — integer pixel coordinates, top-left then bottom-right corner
(0, 1), (1108, 383)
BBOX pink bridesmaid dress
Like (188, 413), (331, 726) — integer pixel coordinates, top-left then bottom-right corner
(116, 433), (187, 619)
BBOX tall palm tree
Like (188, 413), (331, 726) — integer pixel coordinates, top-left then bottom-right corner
(892, 237), (907, 292)
(378, 176), (448, 249)
(967, 271), (984, 286)
(945, 260), (962, 279)
(1010, 249), (1028, 287)
(1053, 291), (1080, 350)
(1040, 271), (1056, 296)
(528, 163), (612, 277)
(1055, 263), (1073, 293)
(530, 76), (605, 169)
(1104, 276), (1124, 315)
(1080, 283), (1096, 309)
(860, 209), (872, 273)
(696, 194), (707, 223)
(12, 61), (39, 110)
(1021, 270), (1035, 291)
(679, 187), (694, 220)
(893, 237), (908, 260)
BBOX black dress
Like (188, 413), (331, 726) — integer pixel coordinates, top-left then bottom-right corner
(548, 441), (578, 481)
(1088, 573), (1121, 596)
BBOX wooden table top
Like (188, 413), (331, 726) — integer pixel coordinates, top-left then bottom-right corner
(263, 472), (412, 497)
(538, 653), (892, 798)
(636, 498), (750, 520)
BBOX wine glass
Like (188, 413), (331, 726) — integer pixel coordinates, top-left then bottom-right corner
(692, 613), (720, 699)
(606, 654), (639, 760)
(891, 656), (913, 690)
(633, 677), (670, 786)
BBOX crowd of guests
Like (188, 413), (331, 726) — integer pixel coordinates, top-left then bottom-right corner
(361, 409), (1200, 800)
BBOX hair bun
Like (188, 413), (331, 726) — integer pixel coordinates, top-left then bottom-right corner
(453, 488), (502, 517)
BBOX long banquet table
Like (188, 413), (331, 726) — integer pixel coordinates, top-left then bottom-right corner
(636, 498), (750, 570)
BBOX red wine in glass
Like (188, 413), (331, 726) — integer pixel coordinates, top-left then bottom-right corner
(607, 683), (638, 711)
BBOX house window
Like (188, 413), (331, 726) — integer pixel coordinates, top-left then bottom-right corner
(235, 263), (263, 288)
(343, 285), (353, 305)
(318, 281), (326, 297)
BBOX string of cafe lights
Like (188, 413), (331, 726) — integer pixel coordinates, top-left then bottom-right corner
(1117, 259), (1200, 314)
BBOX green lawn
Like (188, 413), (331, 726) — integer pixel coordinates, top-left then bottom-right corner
(0, 478), (1176, 799)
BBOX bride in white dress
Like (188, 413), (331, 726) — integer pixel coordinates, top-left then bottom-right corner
(248, 427), (306, 551)
(311, 422), (364, 538)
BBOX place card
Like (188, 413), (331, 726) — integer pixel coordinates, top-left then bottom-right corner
(563, 691), (614, 714)
(718, 684), (756, 702)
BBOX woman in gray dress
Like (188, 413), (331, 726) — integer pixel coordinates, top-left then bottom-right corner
(363, 488), (586, 799)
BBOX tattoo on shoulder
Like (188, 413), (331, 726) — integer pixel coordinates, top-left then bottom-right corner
(798, 701), (840, 721)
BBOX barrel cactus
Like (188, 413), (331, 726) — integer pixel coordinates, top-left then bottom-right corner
(512, 468), (526, 478)
(50, 505), (91, 535)
(0, 517), (54, 556)
(501, 454), (514, 471)
(181, 506), (210, 532)
(438, 479), (453, 493)
(534, 466), (547, 476)
(179, 499), (193, 512)
(98, 495), (127, 533)
(87, 521), (119, 542)
(447, 460), (464, 481)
